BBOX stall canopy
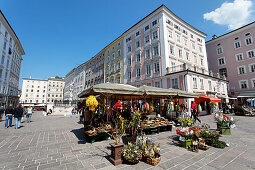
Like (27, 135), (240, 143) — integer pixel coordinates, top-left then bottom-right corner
(195, 95), (221, 103)
(78, 83), (143, 98)
(139, 85), (177, 96)
(237, 92), (255, 98)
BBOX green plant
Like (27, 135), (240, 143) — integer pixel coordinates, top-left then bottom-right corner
(212, 140), (226, 149)
(234, 105), (245, 116)
(122, 143), (142, 162)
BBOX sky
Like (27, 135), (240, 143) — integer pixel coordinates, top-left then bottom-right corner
(0, 0), (254, 88)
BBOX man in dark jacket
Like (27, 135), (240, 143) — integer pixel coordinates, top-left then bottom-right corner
(5, 104), (14, 128)
(14, 104), (23, 129)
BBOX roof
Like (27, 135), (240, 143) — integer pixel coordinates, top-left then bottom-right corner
(206, 21), (255, 44)
(23, 78), (47, 81)
(123, 4), (206, 37)
(0, 10), (25, 55)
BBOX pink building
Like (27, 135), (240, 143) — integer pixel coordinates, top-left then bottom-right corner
(206, 22), (255, 98)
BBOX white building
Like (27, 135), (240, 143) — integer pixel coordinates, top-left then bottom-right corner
(20, 77), (65, 106)
(20, 78), (47, 106)
(47, 77), (65, 103)
(63, 68), (75, 102)
(0, 10), (25, 106)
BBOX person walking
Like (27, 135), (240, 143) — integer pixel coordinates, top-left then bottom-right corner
(5, 104), (14, 128)
(26, 106), (33, 123)
(0, 106), (4, 122)
(21, 105), (26, 123)
(14, 104), (23, 129)
(191, 101), (201, 123)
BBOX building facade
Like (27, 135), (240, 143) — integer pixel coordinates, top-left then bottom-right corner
(104, 37), (124, 84)
(47, 77), (65, 103)
(20, 77), (65, 106)
(20, 78), (48, 106)
(206, 22), (255, 98)
(63, 68), (75, 102)
(0, 10), (25, 106)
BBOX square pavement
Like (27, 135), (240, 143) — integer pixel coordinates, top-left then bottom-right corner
(0, 112), (255, 170)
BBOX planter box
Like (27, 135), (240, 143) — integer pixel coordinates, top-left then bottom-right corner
(109, 143), (124, 166)
(180, 139), (192, 149)
(220, 126), (231, 135)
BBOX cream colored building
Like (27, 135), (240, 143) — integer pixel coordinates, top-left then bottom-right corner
(47, 77), (65, 103)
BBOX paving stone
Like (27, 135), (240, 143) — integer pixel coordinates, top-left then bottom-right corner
(38, 162), (60, 170)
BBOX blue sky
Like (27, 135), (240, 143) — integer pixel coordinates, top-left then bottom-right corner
(0, 0), (254, 88)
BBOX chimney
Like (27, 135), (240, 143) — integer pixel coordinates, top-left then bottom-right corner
(212, 34), (218, 40)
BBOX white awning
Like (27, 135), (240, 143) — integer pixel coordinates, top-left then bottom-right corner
(237, 92), (255, 98)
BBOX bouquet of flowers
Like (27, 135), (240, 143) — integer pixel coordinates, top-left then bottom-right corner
(121, 143), (142, 164)
(177, 118), (193, 127)
(114, 100), (123, 111)
(176, 126), (201, 139)
(86, 95), (98, 112)
(214, 114), (237, 127)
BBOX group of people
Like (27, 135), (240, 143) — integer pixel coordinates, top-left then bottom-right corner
(0, 104), (33, 129)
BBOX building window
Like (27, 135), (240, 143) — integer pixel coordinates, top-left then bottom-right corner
(136, 53), (141, 63)
(112, 53), (115, 60)
(118, 50), (121, 56)
(145, 49), (150, 59)
(171, 62), (176, 72)
(192, 42), (195, 50)
(208, 81), (212, 91)
(178, 49), (182, 58)
(239, 80), (248, 89)
(136, 40), (140, 48)
(218, 57), (225, 65)
(245, 37), (253, 45)
(145, 35), (150, 43)
(247, 50), (255, 58)
(216, 82), (220, 92)
(153, 45), (159, 56)
(234, 41), (241, 48)
(0, 69), (2, 78)
(3, 42), (7, 50)
(136, 31), (140, 36)
(147, 83), (152, 86)
(128, 57), (131, 66)
(117, 62), (120, 70)
(193, 77), (197, 89)
(249, 63), (255, 72)
(152, 31), (158, 39)
(217, 47), (223, 54)
(168, 30), (172, 39)
(152, 20), (157, 26)
(1, 55), (5, 64)
(176, 34), (180, 43)
(111, 65), (114, 72)
(154, 62), (160, 73)
(194, 55), (197, 64)
(107, 57), (110, 63)
(219, 68), (228, 77)
(145, 25), (149, 31)
(199, 79), (204, 90)
(127, 46), (131, 53)
(171, 78), (178, 89)
(200, 56), (204, 66)
(155, 81), (160, 88)
(186, 52), (190, 61)
(128, 71), (131, 80)
(126, 37), (131, 43)
(184, 38), (188, 46)
(238, 66), (246, 74)
(170, 45), (174, 55)
(251, 79), (255, 88)
(48, 94), (50, 97)
(236, 53), (244, 61)
(146, 65), (151, 75)
(116, 76), (120, 83)
(199, 46), (202, 53)
(136, 68), (141, 77)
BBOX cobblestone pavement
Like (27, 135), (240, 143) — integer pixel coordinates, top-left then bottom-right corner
(0, 112), (255, 170)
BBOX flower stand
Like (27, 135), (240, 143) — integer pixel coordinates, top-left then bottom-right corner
(109, 143), (124, 166)
(181, 138), (192, 149)
(220, 126), (231, 135)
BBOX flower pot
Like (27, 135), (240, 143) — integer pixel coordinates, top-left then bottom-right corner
(124, 159), (139, 165)
(180, 138), (192, 149)
(220, 126), (231, 135)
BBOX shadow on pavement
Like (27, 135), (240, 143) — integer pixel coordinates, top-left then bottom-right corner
(71, 128), (87, 144)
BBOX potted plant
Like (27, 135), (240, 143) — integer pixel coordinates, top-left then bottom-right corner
(214, 114), (237, 135)
(176, 126), (201, 149)
(121, 143), (142, 164)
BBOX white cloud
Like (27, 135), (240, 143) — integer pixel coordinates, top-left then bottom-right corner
(203, 0), (254, 30)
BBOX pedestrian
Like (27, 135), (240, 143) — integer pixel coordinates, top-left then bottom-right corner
(14, 104), (23, 129)
(26, 106), (33, 123)
(72, 108), (75, 115)
(197, 103), (202, 117)
(5, 104), (14, 128)
(191, 101), (201, 123)
(0, 106), (4, 121)
(21, 105), (26, 123)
